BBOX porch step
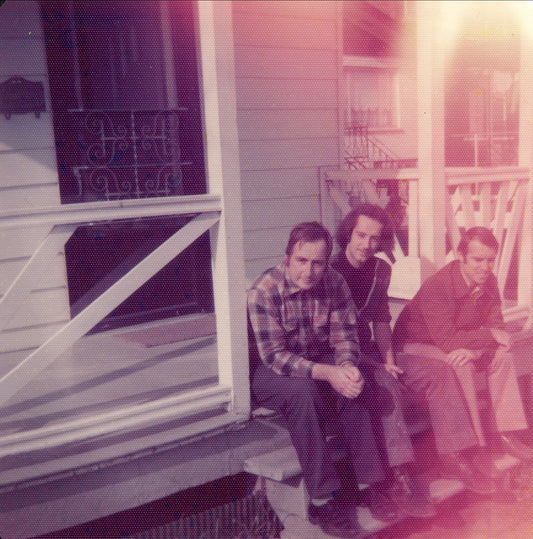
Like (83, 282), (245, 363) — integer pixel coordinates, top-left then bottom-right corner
(244, 440), (346, 483)
(245, 429), (521, 538)
(247, 407), (431, 484)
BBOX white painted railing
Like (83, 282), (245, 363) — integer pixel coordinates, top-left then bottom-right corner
(321, 167), (421, 299)
(321, 166), (532, 322)
(445, 167), (530, 321)
(0, 194), (249, 457)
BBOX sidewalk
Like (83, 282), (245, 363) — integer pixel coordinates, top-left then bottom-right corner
(376, 458), (533, 538)
(377, 491), (533, 538)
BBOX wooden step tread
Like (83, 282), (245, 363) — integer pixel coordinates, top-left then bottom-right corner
(245, 441), (520, 483)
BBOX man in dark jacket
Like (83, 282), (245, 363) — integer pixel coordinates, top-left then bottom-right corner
(393, 226), (533, 485)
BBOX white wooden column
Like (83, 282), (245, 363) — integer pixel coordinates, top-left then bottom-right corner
(417, 1), (446, 278)
(198, 1), (250, 416)
(518, 7), (533, 323)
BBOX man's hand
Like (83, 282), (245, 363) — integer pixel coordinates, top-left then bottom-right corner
(333, 364), (364, 398)
(383, 361), (403, 379)
(490, 327), (511, 350)
(446, 348), (481, 367)
(312, 363), (364, 398)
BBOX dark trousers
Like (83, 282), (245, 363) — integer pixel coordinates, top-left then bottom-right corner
(358, 354), (415, 468)
(251, 362), (385, 500)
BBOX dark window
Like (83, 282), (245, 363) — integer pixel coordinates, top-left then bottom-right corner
(40, 1), (213, 331)
(41, 0), (206, 202)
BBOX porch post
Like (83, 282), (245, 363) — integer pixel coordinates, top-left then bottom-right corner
(416, 1), (446, 278)
(518, 9), (533, 322)
(198, 1), (250, 416)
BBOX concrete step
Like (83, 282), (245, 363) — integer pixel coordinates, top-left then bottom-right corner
(245, 434), (521, 539)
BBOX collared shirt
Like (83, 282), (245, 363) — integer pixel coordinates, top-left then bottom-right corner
(392, 259), (504, 353)
(247, 262), (360, 377)
(331, 253), (392, 354)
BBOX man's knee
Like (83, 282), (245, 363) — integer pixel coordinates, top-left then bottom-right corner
(401, 353), (461, 400)
(489, 347), (515, 373)
(426, 360), (461, 396)
(252, 366), (323, 412)
(360, 366), (401, 415)
(284, 377), (323, 407)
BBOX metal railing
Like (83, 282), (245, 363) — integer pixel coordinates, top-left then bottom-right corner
(344, 124), (417, 170)
(65, 109), (194, 201)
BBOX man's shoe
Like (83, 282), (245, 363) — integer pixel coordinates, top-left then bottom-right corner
(440, 451), (498, 495)
(389, 468), (437, 519)
(500, 433), (533, 461)
(469, 446), (505, 479)
(308, 498), (363, 538)
(366, 487), (399, 523)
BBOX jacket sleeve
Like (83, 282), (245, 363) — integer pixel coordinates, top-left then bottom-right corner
(416, 274), (498, 353)
(369, 259), (393, 323)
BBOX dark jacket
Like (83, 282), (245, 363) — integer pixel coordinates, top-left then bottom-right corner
(392, 259), (504, 353)
(331, 253), (392, 356)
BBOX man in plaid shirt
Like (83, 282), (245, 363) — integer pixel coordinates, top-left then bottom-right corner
(247, 222), (398, 537)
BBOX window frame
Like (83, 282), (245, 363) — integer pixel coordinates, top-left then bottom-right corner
(343, 55), (400, 132)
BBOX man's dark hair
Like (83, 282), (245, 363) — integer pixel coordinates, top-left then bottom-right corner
(335, 203), (394, 253)
(457, 226), (499, 257)
(285, 222), (333, 260)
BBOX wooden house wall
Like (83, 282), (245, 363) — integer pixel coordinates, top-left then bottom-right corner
(0, 1), (377, 349)
(0, 1), (69, 353)
(232, 1), (342, 284)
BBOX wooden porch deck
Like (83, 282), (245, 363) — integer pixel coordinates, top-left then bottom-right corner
(0, 318), (290, 538)
(1, 313), (533, 538)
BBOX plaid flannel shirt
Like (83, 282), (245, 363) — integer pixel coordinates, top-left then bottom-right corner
(247, 262), (360, 377)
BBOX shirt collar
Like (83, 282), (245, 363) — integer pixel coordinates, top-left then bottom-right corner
(450, 259), (497, 300)
(281, 262), (301, 296)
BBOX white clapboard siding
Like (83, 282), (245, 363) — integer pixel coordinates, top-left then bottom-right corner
(3, 288), (70, 331)
(232, 10), (336, 49)
(237, 110), (338, 141)
(0, 1), (65, 354)
(0, 226), (57, 258)
(240, 139), (338, 171)
(236, 78), (337, 110)
(0, 184), (60, 212)
(245, 258), (284, 287)
(1, 322), (69, 354)
(232, 1), (340, 280)
(0, 113), (55, 151)
(241, 169), (319, 201)
(235, 47), (338, 80)
(0, 255), (67, 295)
(0, 38), (47, 75)
(244, 227), (293, 260)
(0, 0), (44, 38)
(242, 197), (320, 231)
(232, 0), (337, 21)
(0, 150), (59, 188)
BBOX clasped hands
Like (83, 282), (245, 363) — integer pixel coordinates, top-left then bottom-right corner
(312, 362), (364, 399)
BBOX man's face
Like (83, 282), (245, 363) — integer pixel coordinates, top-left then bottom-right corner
(459, 239), (497, 286)
(285, 239), (328, 290)
(346, 215), (384, 267)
